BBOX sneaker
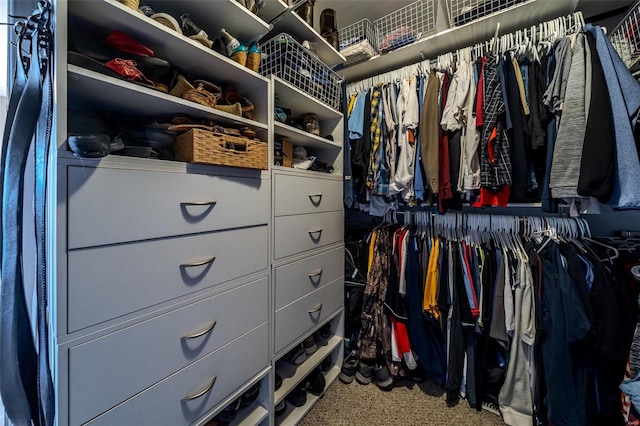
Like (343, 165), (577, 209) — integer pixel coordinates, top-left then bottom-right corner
(284, 344), (306, 365)
(373, 363), (394, 391)
(339, 350), (359, 384)
(286, 384), (307, 407)
(355, 359), (373, 385)
(274, 399), (287, 416)
(305, 368), (326, 396)
(275, 372), (283, 391)
(320, 355), (332, 372)
(303, 335), (317, 355)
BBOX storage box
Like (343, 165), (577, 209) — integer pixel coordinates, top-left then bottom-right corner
(274, 139), (293, 167)
(175, 129), (268, 170)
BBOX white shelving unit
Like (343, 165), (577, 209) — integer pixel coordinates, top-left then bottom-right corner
(260, 0), (346, 67)
(338, 0), (578, 81)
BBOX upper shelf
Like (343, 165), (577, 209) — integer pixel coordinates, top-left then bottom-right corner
(145, 0), (271, 46)
(338, 0), (578, 82)
(259, 0), (346, 67)
(68, 0), (269, 95)
(273, 76), (342, 122)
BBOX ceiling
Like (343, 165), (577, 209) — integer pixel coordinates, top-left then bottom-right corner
(314, 0), (635, 30)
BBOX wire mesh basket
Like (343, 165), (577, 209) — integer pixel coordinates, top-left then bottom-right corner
(610, 1), (640, 72)
(447, 0), (529, 27)
(338, 19), (379, 65)
(260, 33), (343, 111)
(374, 0), (437, 53)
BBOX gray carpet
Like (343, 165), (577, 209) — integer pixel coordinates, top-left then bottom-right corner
(300, 378), (506, 426)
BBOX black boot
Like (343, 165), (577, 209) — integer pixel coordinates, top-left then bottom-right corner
(320, 8), (339, 50)
(296, 0), (315, 28)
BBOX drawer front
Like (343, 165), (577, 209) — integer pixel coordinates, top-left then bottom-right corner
(274, 211), (343, 260)
(69, 278), (268, 426)
(68, 225), (268, 332)
(274, 174), (342, 216)
(275, 277), (343, 353)
(67, 166), (268, 249)
(275, 246), (344, 310)
(85, 323), (269, 425)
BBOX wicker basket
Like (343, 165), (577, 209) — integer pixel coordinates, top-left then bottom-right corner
(175, 129), (268, 170)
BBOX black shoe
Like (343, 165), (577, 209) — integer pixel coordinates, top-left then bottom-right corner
(320, 356), (332, 372)
(239, 382), (260, 408)
(305, 369), (326, 396)
(275, 399), (287, 416)
(355, 359), (373, 385)
(315, 322), (331, 340)
(284, 344), (306, 365)
(373, 363), (394, 391)
(275, 372), (283, 391)
(215, 397), (241, 423)
(286, 384), (307, 407)
(303, 335), (317, 355)
(339, 350), (359, 384)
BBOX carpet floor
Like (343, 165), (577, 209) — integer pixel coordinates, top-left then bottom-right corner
(299, 378), (506, 426)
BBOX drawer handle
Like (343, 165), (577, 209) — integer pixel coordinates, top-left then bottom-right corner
(308, 194), (323, 204)
(180, 201), (217, 207)
(308, 303), (323, 314)
(308, 229), (323, 237)
(182, 376), (217, 401)
(181, 256), (217, 268)
(308, 269), (323, 278)
(182, 320), (217, 340)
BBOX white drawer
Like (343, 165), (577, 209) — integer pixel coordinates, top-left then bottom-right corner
(275, 246), (344, 310)
(274, 174), (342, 216)
(274, 211), (343, 260)
(85, 322), (269, 425)
(69, 277), (268, 426)
(275, 277), (343, 353)
(67, 166), (268, 249)
(68, 225), (268, 332)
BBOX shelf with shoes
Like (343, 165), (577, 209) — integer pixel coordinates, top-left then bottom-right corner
(196, 367), (271, 426)
(273, 310), (344, 403)
(67, 65), (268, 136)
(259, 0), (346, 67)
(337, 0), (577, 82)
(273, 311), (344, 425)
(68, 0), (269, 83)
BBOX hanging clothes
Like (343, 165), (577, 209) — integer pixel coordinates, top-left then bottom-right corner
(421, 71), (441, 197)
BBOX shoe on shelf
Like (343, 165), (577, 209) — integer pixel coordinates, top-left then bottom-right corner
(355, 359), (373, 385)
(284, 344), (306, 365)
(239, 382), (260, 408)
(303, 335), (317, 355)
(320, 355), (332, 372)
(315, 322), (332, 341)
(373, 363), (394, 391)
(286, 383), (307, 407)
(306, 368), (326, 396)
(275, 372), (283, 391)
(274, 399), (287, 416)
(339, 350), (359, 384)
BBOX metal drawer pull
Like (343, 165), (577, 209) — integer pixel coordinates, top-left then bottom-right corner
(182, 376), (217, 401)
(308, 229), (323, 236)
(182, 320), (217, 340)
(180, 201), (217, 206)
(308, 269), (323, 278)
(308, 194), (323, 202)
(180, 256), (217, 268)
(308, 303), (323, 314)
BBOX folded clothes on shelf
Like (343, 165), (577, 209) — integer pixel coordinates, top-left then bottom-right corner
(342, 40), (377, 64)
(379, 26), (419, 53)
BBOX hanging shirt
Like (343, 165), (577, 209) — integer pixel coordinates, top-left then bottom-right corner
(414, 75), (427, 202)
(439, 72), (453, 212)
(421, 70), (441, 195)
(460, 61), (482, 191)
(389, 77), (418, 201)
(423, 236), (441, 321)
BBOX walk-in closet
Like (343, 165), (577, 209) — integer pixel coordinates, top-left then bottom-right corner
(2, 0), (640, 425)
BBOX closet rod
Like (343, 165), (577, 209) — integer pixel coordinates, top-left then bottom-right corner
(347, 10), (585, 93)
